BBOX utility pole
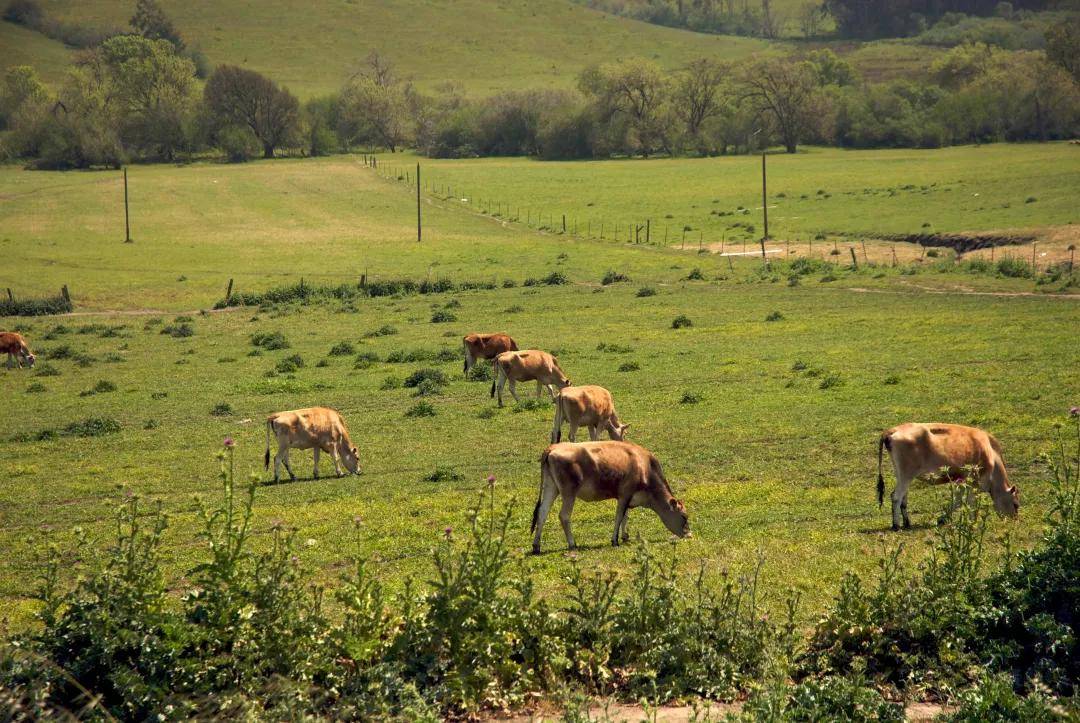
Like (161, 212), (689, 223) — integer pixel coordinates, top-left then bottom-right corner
(416, 163), (421, 243)
(123, 168), (131, 243)
(760, 151), (768, 260)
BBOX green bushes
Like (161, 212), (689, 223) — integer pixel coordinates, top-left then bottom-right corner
(0, 290), (73, 317)
(251, 330), (290, 350)
(672, 315), (693, 329)
(216, 277), (496, 309)
(601, 270), (630, 285)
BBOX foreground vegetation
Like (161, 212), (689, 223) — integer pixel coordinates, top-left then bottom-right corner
(1, 416), (1077, 718)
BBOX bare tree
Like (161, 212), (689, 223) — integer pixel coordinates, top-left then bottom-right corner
(673, 58), (729, 152)
(580, 59), (671, 157)
(204, 65), (299, 158)
(740, 58), (819, 153)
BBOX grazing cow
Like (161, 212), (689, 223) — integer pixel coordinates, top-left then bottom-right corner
(878, 422), (1019, 530)
(0, 332), (35, 368)
(462, 332), (518, 374)
(491, 349), (570, 407)
(532, 441), (690, 554)
(264, 407), (360, 483)
(551, 385), (628, 444)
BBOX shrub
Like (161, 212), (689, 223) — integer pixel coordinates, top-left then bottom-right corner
(379, 376), (399, 390)
(504, 304), (524, 313)
(365, 324), (398, 337)
(403, 368), (448, 389)
(926, 249), (940, 258)
(329, 341), (355, 356)
(601, 270), (630, 285)
(79, 379), (116, 396)
(684, 268), (706, 281)
(512, 398), (547, 412)
(618, 361), (640, 372)
(636, 286), (657, 297)
(430, 310), (457, 323)
(680, 391), (703, 404)
(353, 351), (379, 369)
(818, 372), (843, 389)
(596, 342), (632, 353)
(405, 400), (436, 417)
(219, 125), (261, 162)
(63, 417), (120, 437)
(434, 348), (458, 363)
(671, 315), (693, 329)
(765, 310), (784, 322)
(542, 271), (568, 285)
(996, 256), (1032, 278)
(942, 672), (1058, 722)
(25, 382), (46, 393)
(41, 345), (73, 360)
(0, 290), (73, 317)
(414, 378), (443, 397)
(34, 364), (60, 377)
(477, 407), (496, 419)
(745, 671), (904, 722)
(251, 331), (290, 350)
(423, 466), (464, 483)
(273, 354), (304, 374)
(466, 362), (493, 382)
(209, 402), (233, 416)
(883, 374), (901, 385)
(160, 323), (194, 338)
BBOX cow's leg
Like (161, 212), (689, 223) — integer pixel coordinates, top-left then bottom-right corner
(619, 508), (631, 543)
(463, 348), (473, 374)
(532, 476), (559, 554)
(559, 494), (578, 551)
(312, 446), (321, 479)
(507, 379), (522, 404)
(588, 425), (600, 441)
(4, 353), (13, 369)
(330, 445), (344, 477)
(567, 423), (578, 443)
(281, 448), (297, 481)
(535, 380), (544, 398)
(890, 459), (912, 530)
(545, 384), (557, 401)
(612, 496), (631, 546)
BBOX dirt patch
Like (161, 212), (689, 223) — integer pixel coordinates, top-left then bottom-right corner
(829, 230), (1035, 253)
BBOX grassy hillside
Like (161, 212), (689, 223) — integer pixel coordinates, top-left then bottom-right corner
(23, 0), (769, 97)
(1, 153), (1077, 629)
(0, 19), (74, 87)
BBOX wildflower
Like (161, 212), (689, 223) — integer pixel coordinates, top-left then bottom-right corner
(352, 515), (363, 527)
(269, 518), (285, 531)
(444, 526), (453, 540)
(305, 538), (317, 547)
(487, 474), (496, 486)
(1070, 406), (1079, 418)
(223, 436), (235, 448)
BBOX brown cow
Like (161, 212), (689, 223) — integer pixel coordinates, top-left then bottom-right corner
(532, 441), (690, 554)
(551, 385), (628, 444)
(0, 332), (35, 368)
(463, 332), (518, 374)
(264, 407), (360, 483)
(878, 422), (1019, 530)
(491, 349), (570, 407)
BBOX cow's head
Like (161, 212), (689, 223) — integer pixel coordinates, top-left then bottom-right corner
(21, 351), (35, 368)
(556, 375), (572, 390)
(659, 497), (691, 539)
(607, 421), (630, 441)
(342, 444), (361, 475)
(994, 484), (1020, 517)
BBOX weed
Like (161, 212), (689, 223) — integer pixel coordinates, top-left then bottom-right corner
(379, 376), (399, 390)
(636, 286), (657, 297)
(63, 417), (121, 437)
(684, 268), (706, 281)
(883, 374), (901, 385)
(405, 400), (436, 417)
(602, 270), (631, 285)
(680, 391), (703, 404)
(424, 467), (464, 483)
(597, 342), (633, 353)
(504, 304), (524, 313)
(251, 331), (290, 350)
(34, 364), (60, 377)
(818, 373), (843, 390)
(274, 355), (305, 374)
(618, 361), (641, 372)
(353, 351), (380, 369)
(329, 341), (355, 356)
(672, 315), (693, 329)
(26, 382), (46, 393)
(404, 368), (448, 389)
(80, 380), (117, 397)
(431, 310), (457, 323)
(477, 407), (496, 419)
(765, 311), (784, 322)
(365, 324), (398, 337)
(160, 323), (194, 338)
(210, 402), (234, 417)
(513, 398), (548, 412)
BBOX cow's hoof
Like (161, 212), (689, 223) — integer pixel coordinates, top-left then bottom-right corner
(891, 523), (901, 532)
(531, 546), (541, 555)
(903, 520), (912, 530)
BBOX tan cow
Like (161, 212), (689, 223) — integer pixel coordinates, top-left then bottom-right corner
(491, 349), (571, 407)
(878, 422), (1019, 530)
(0, 332), (35, 368)
(264, 407), (360, 483)
(551, 385), (628, 444)
(463, 332), (518, 374)
(532, 441), (690, 554)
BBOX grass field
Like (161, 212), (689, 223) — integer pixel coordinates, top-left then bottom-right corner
(15, 0), (769, 97)
(2, 147), (1078, 631)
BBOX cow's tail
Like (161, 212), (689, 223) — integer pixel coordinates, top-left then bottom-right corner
(532, 448), (553, 533)
(552, 393), (564, 443)
(462, 338), (471, 374)
(490, 361), (500, 398)
(877, 432), (890, 508)
(264, 418), (274, 470)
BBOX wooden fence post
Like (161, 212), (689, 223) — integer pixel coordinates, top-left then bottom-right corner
(6, 288), (12, 302)
(562, 214), (566, 233)
(61, 285), (70, 303)
(225, 278), (233, 302)
(861, 240), (868, 263)
(646, 219), (651, 244)
(849, 247), (858, 269)
(123, 168), (131, 243)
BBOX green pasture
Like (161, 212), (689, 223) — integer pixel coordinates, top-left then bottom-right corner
(2, 149), (1078, 630)
(21, 0), (768, 97)
(394, 143), (1080, 246)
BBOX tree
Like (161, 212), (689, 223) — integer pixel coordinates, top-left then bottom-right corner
(338, 53), (411, 152)
(131, 0), (184, 52)
(1045, 16), (1080, 85)
(806, 49), (859, 87)
(740, 58), (821, 153)
(0, 65), (48, 130)
(579, 59), (671, 157)
(96, 34), (197, 160)
(204, 65), (299, 159)
(798, 1), (823, 37)
(672, 58), (729, 153)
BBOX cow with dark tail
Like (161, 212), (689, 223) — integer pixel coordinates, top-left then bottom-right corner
(0, 332), (35, 368)
(265, 407), (360, 483)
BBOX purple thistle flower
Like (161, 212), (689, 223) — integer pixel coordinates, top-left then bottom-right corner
(223, 436), (235, 448)
(487, 474), (496, 486)
(444, 526), (453, 540)
(1070, 406), (1079, 418)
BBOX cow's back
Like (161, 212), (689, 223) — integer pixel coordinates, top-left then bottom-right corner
(0, 332), (25, 353)
(270, 407), (342, 442)
(888, 422), (995, 474)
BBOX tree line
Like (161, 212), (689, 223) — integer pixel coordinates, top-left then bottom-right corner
(1, 8), (1077, 167)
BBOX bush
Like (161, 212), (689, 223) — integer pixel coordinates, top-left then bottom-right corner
(405, 400), (436, 417)
(618, 361), (640, 372)
(403, 368), (448, 389)
(274, 354), (304, 374)
(542, 271), (568, 285)
(353, 351), (379, 369)
(996, 256), (1032, 278)
(684, 268), (706, 281)
(25, 382), (46, 393)
(219, 125), (261, 162)
(765, 310), (784, 322)
(0, 291), (73, 317)
(601, 270), (630, 285)
(328, 341), (355, 356)
(596, 342), (632, 353)
(209, 402), (233, 416)
(680, 391), (703, 404)
(79, 379), (116, 397)
(251, 331), (290, 350)
(34, 363), (60, 377)
(636, 286), (657, 297)
(942, 672), (1058, 722)
(62, 417), (120, 437)
(466, 362), (493, 382)
(160, 323), (194, 338)
(671, 315), (693, 329)
(818, 372), (843, 389)
(430, 310), (457, 323)
(423, 466), (464, 483)
(365, 324), (398, 337)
